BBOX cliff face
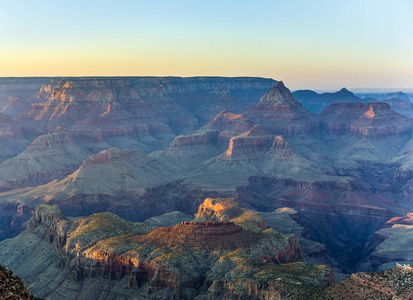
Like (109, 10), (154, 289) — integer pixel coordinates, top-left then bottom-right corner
(0, 112), (28, 162)
(246, 82), (319, 136)
(357, 216), (413, 272)
(236, 175), (402, 269)
(320, 102), (412, 138)
(15, 79), (176, 150)
(0, 132), (89, 191)
(0, 201), (332, 300)
(0, 77), (53, 118)
(2, 78), (413, 285)
(224, 125), (274, 161)
(12, 77), (275, 148)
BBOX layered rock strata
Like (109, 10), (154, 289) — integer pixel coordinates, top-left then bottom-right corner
(246, 81), (319, 136)
(0, 200), (333, 299)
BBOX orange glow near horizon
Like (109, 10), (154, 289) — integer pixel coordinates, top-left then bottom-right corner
(1, 0), (412, 90)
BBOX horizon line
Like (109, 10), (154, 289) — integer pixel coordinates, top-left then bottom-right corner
(0, 76), (412, 92)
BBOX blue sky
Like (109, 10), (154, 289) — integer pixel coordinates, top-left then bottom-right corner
(0, 0), (412, 89)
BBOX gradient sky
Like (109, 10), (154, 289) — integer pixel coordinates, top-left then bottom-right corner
(0, 0), (412, 90)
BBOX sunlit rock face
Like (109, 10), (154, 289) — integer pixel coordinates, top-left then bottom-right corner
(3, 77), (413, 289)
(12, 77), (275, 153)
(0, 201), (336, 300)
(15, 78), (177, 149)
(320, 102), (412, 138)
(224, 125), (274, 161)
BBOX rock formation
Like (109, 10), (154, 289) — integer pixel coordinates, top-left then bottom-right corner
(0, 264), (41, 300)
(1, 77), (413, 289)
(0, 201), (333, 299)
(321, 266), (413, 299)
(320, 102), (412, 138)
(356, 213), (413, 272)
(382, 97), (413, 118)
(246, 81), (319, 136)
(0, 132), (89, 191)
(136, 221), (255, 251)
(0, 77), (53, 118)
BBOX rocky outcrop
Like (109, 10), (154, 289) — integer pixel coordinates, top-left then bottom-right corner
(201, 110), (256, 148)
(204, 110), (255, 133)
(195, 197), (268, 230)
(169, 130), (218, 149)
(0, 265), (41, 300)
(384, 213), (413, 227)
(224, 125), (274, 161)
(197, 262), (335, 300)
(3, 205), (411, 299)
(136, 221), (254, 251)
(320, 102), (412, 138)
(358, 218), (413, 272)
(0, 202), (331, 299)
(27, 204), (66, 230)
(246, 82), (318, 136)
(322, 267), (413, 299)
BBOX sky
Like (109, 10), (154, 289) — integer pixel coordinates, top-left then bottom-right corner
(0, 0), (412, 90)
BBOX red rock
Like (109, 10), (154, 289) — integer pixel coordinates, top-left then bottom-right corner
(15, 78), (175, 150)
(320, 102), (412, 138)
(385, 213), (413, 226)
(205, 109), (255, 132)
(135, 221), (254, 251)
(224, 125), (273, 161)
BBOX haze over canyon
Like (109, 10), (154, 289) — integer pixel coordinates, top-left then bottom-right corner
(0, 76), (412, 299)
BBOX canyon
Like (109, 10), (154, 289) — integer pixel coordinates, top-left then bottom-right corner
(0, 76), (412, 299)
